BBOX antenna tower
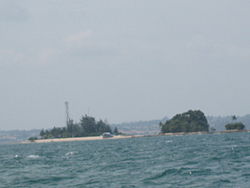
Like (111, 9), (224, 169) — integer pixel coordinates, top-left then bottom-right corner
(65, 101), (70, 126)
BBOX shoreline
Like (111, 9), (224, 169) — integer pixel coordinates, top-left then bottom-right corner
(23, 129), (250, 144)
(23, 135), (144, 144)
(160, 129), (250, 136)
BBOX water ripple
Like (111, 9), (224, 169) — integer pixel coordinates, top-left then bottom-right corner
(0, 132), (250, 187)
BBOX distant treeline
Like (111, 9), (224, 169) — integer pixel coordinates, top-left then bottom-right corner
(40, 115), (118, 139)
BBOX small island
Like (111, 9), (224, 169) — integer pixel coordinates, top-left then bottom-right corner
(222, 115), (246, 133)
(40, 115), (116, 139)
(225, 122), (245, 131)
(160, 110), (209, 134)
(27, 115), (132, 143)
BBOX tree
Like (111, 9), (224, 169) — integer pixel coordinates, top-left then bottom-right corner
(225, 122), (245, 130)
(96, 120), (112, 135)
(40, 115), (113, 139)
(28, 137), (38, 142)
(232, 115), (237, 121)
(40, 129), (45, 137)
(67, 119), (74, 137)
(80, 115), (96, 136)
(160, 110), (209, 133)
(113, 127), (119, 135)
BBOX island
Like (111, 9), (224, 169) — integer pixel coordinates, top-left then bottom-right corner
(27, 115), (140, 143)
(160, 110), (209, 134)
(26, 110), (250, 143)
(225, 122), (245, 131)
(40, 115), (115, 139)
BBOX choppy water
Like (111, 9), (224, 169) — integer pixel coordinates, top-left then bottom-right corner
(1, 132), (250, 187)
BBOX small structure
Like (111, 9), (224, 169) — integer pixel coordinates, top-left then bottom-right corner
(102, 132), (113, 138)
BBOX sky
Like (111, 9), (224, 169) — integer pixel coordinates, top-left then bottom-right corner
(1, 0), (250, 130)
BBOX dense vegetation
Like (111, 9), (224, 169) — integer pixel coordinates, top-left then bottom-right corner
(28, 137), (38, 142)
(160, 110), (209, 133)
(40, 115), (118, 139)
(225, 122), (245, 130)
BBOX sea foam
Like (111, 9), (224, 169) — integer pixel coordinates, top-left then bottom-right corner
(27, 155), (40, 159)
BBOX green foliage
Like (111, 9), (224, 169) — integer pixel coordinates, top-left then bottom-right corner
(113, 127), (119, 135)
(232, 115), (237, 121)
(225, 122), (245, 130)
(28, 137), (38, 142)
(40, 115), (114, 139)
(160, 110), (209, 133)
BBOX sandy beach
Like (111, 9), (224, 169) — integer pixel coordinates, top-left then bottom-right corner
(23, 135), (143, 144)
(22, 130), (250, 144)
(161, 131), (209, 136)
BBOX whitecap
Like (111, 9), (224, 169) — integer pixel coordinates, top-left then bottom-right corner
(14, 154), (19, 158)
(65, 151), (75, 156)
(27, 155), (40, 159)
(165, 140), (173, 143)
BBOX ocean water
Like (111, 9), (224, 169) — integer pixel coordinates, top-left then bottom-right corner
(1, 133), (250, 188)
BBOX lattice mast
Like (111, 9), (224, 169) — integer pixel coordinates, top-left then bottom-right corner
(65, 101), (70, 127)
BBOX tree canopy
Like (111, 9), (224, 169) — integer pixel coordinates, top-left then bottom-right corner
(225, 122), (245, 130)
(40, 115), (116, 139)
(160, 110), (209, 133)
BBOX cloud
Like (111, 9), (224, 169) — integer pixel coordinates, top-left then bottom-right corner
(65, 30), (93, 43)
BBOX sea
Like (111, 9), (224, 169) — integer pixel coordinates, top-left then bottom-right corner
(1, 132), (250, 188)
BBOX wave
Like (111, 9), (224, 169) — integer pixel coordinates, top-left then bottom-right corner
(65, 151), (76, 156)
(27, 155), (40, 159)
(14, 154), (20, 159)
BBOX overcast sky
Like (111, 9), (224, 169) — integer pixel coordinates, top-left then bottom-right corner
(1, 0), (250, 130)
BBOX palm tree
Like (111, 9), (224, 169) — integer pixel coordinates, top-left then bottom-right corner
(232, 115), (237, 122)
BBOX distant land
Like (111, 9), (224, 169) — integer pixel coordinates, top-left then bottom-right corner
(1, 115), (250, 143)
(113, 115), (250, 135)
(112, 116), (169, 135)
(0, 129), (40, 144)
